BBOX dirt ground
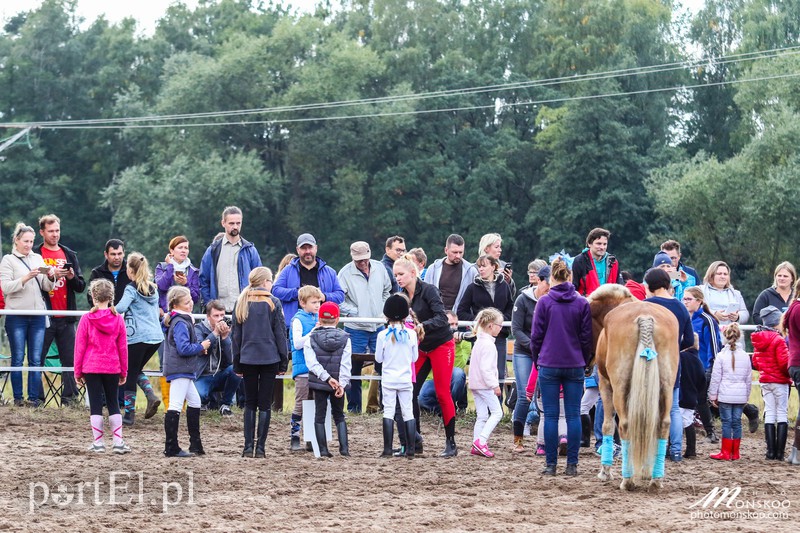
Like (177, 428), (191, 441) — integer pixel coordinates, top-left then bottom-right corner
(0, 405), (797, 533)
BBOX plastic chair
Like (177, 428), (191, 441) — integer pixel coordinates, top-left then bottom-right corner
(42, 344), (62, 407)
(0, 353), (10, 405)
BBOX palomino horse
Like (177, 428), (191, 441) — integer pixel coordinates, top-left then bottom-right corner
(588, 285), (679, 491)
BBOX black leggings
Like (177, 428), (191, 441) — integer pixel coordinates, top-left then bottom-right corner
(125, 342), (160, 392)
(241, 363), (279, 411)
(314, 388), (346, 424)
(85, 374), (121, 416)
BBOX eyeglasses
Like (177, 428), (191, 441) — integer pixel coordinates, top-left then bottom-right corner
(527, 271), (537, 275)
(491, 322), (503, 328)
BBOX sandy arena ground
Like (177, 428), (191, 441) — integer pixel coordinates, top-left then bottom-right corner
(0, 405), (797, 532)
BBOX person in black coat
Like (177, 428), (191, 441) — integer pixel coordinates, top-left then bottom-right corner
(457, 255), (514, 395)
(679, 334), (706, 459)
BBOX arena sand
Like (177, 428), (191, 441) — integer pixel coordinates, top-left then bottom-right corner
(0, 406), (797, 532)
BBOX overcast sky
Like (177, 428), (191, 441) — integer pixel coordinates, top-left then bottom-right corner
(2, 0), (706, 36)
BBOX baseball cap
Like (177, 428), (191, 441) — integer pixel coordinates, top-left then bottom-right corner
(319, 302), (340, 320)
(350, 241), (371, 261)
(296, 233), (317, 247)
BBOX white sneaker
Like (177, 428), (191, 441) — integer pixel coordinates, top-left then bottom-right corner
(112, 441), (132, 454)
(523, 424), (531, 437)
(88, 442), (106, 453)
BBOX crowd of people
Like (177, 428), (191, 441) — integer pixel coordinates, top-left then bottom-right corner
(1, 209), (800, 475)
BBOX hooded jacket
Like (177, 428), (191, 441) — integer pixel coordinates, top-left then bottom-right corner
(337, 259), (392, 332)
(752, 287), (793, 326)
(571, 249), (623, 296)
(232, 290), (289, 373)
(469, 331), (500, 390)
(511, 286), (539, 356)
(423, 257), (476, 312)
(88, 259), (130, 306)
(272, 256), (345, 327)
(530, 282), (592, 369)
(115, 283), (165, 345)
(692, 308), (721, 371)
(199, 237), (262, 305)
(34, 243), (86, 322)
(73, 308), (128, 380)
(701, 284), (750, 326)
(751, 327), (792, 384)
(456, 272), (514, 337)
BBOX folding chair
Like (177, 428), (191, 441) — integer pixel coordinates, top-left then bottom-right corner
(42, 344), (63, 407)
(0, 353), (10, 406)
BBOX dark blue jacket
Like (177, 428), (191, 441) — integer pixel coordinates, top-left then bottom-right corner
(692, 309), (721, 370)
(645, 296), (694, 389)
(679, 346), (706, 409)
(271, 257), (345, 327)
(163, 313), (205, 381)
(232, 290), (289, 373)
(199, 237), (262, 305)
(531, 282), (592, 369)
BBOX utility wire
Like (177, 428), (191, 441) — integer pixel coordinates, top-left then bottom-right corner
(31, 71), (800, 130)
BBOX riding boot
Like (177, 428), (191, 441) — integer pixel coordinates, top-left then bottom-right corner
(290, 418), (302, 451)
(790, 424), (800, 465)
(764, 423), (777, 460)
(139, 375), (161, 419)
(315, 423), (332, 458)
(122, 391), (136, 426)
(187, 406), (205, 455)
(381, 418), (394, 457)
(743, 403), (760, 433)
(336, 421), (349, 457)
(440, 418), (458, 458)
(683, 426), (696, 458)
(242, 408), (256, 457)
(731, 438), (741, 460)
(580, 414), (592, 447)
(709, 438), (732, 460)
(255, 410), (270, 458)
(776, 422), (788, 461)
(164, 410), (192, 458)
(404, 419), (417, 459)
(394, 408), (407, 455)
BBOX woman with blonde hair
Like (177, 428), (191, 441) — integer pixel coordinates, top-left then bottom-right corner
(0, 222), (56, 406)
(116, 252), (164, 425)
(232, 267), (288, 458)
(752, 261), (796, 325)
(477, 233), (515, 295)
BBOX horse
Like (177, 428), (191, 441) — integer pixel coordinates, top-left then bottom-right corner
(587, 284), (679, 491)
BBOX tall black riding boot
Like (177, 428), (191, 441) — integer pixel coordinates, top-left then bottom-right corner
(255, 410), (270, 458)
(315, 423), (332, 458)
(580, 414), (592, 447)
(336, 421), (349, 457)
(404, 419), (417, 459)
(164, 410), (192, 458)
(765, 423), (777, 460)
(187, 406), (205, 455)
(683, 426), (696, 458)
(394, 407), (407, 456)
(776, 422), (788, 461)
(242, 407), (256, 458)
(743, 403), (760, 433)
(381, 418), (394, 457)
(440, 418), (458, 458)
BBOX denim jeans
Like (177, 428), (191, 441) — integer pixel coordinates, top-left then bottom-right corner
(418, 367), (467, 413)
(344, 327), (382, 413)
(5, 315), (46, 402)
(195, 365), (242, 406)
(718, 402), (744, 439)
(512, 353), (538, 427)
(669, 387), (682, 456)
(539, 366), (584, 465)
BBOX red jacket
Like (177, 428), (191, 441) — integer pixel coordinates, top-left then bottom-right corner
(572, 250), (622, 296)
(625, 280), (646, 301)
(751, 329), (792, 384)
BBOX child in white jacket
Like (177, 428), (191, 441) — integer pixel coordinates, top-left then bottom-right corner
(708, 323), (752, 460)
(469, 307), (504, 458)
(375, 295), (419, 459)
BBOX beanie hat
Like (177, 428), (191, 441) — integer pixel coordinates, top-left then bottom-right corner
(760, 305), (782, 328)
(383, 294), (410, 321)
(652, 251), (672, 268)
(537, 265), (551, 281)
(319, 302), (340, 320)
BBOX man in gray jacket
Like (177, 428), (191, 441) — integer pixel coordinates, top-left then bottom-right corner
(337, 241), (392, 413)
(423, 234), (475, 312)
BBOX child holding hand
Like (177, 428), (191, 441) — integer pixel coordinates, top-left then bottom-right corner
(469, 307), (504, 458)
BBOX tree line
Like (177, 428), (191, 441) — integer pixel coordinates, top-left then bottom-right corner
(1, 0), (798, 306)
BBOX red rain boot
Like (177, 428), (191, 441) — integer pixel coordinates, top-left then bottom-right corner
(710, 438), (733, 460)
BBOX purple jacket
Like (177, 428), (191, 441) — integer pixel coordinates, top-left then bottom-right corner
(155, 262), (201, 312)
(530, 282), (592, 369)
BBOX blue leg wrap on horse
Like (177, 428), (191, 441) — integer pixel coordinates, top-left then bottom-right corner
(621, 440), (632, 478)
(601, 435), (614, 466)
(653, 439), (667, 479)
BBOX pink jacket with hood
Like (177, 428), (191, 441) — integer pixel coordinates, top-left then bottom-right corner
(74, 308), (128, 381)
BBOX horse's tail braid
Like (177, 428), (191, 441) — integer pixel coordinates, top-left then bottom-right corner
(627, 315), (661, 486)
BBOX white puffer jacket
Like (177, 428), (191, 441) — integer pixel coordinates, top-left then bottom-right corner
(708, 344), (752, 404)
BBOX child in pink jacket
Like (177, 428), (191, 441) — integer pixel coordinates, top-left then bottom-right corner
(708, 323), (752, 461)
(469, 308), (504, 458)
(74, 279), (129, 454)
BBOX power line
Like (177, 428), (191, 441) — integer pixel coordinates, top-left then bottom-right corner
(32, 71), (800, 130)
(0, 44), (797, 130)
